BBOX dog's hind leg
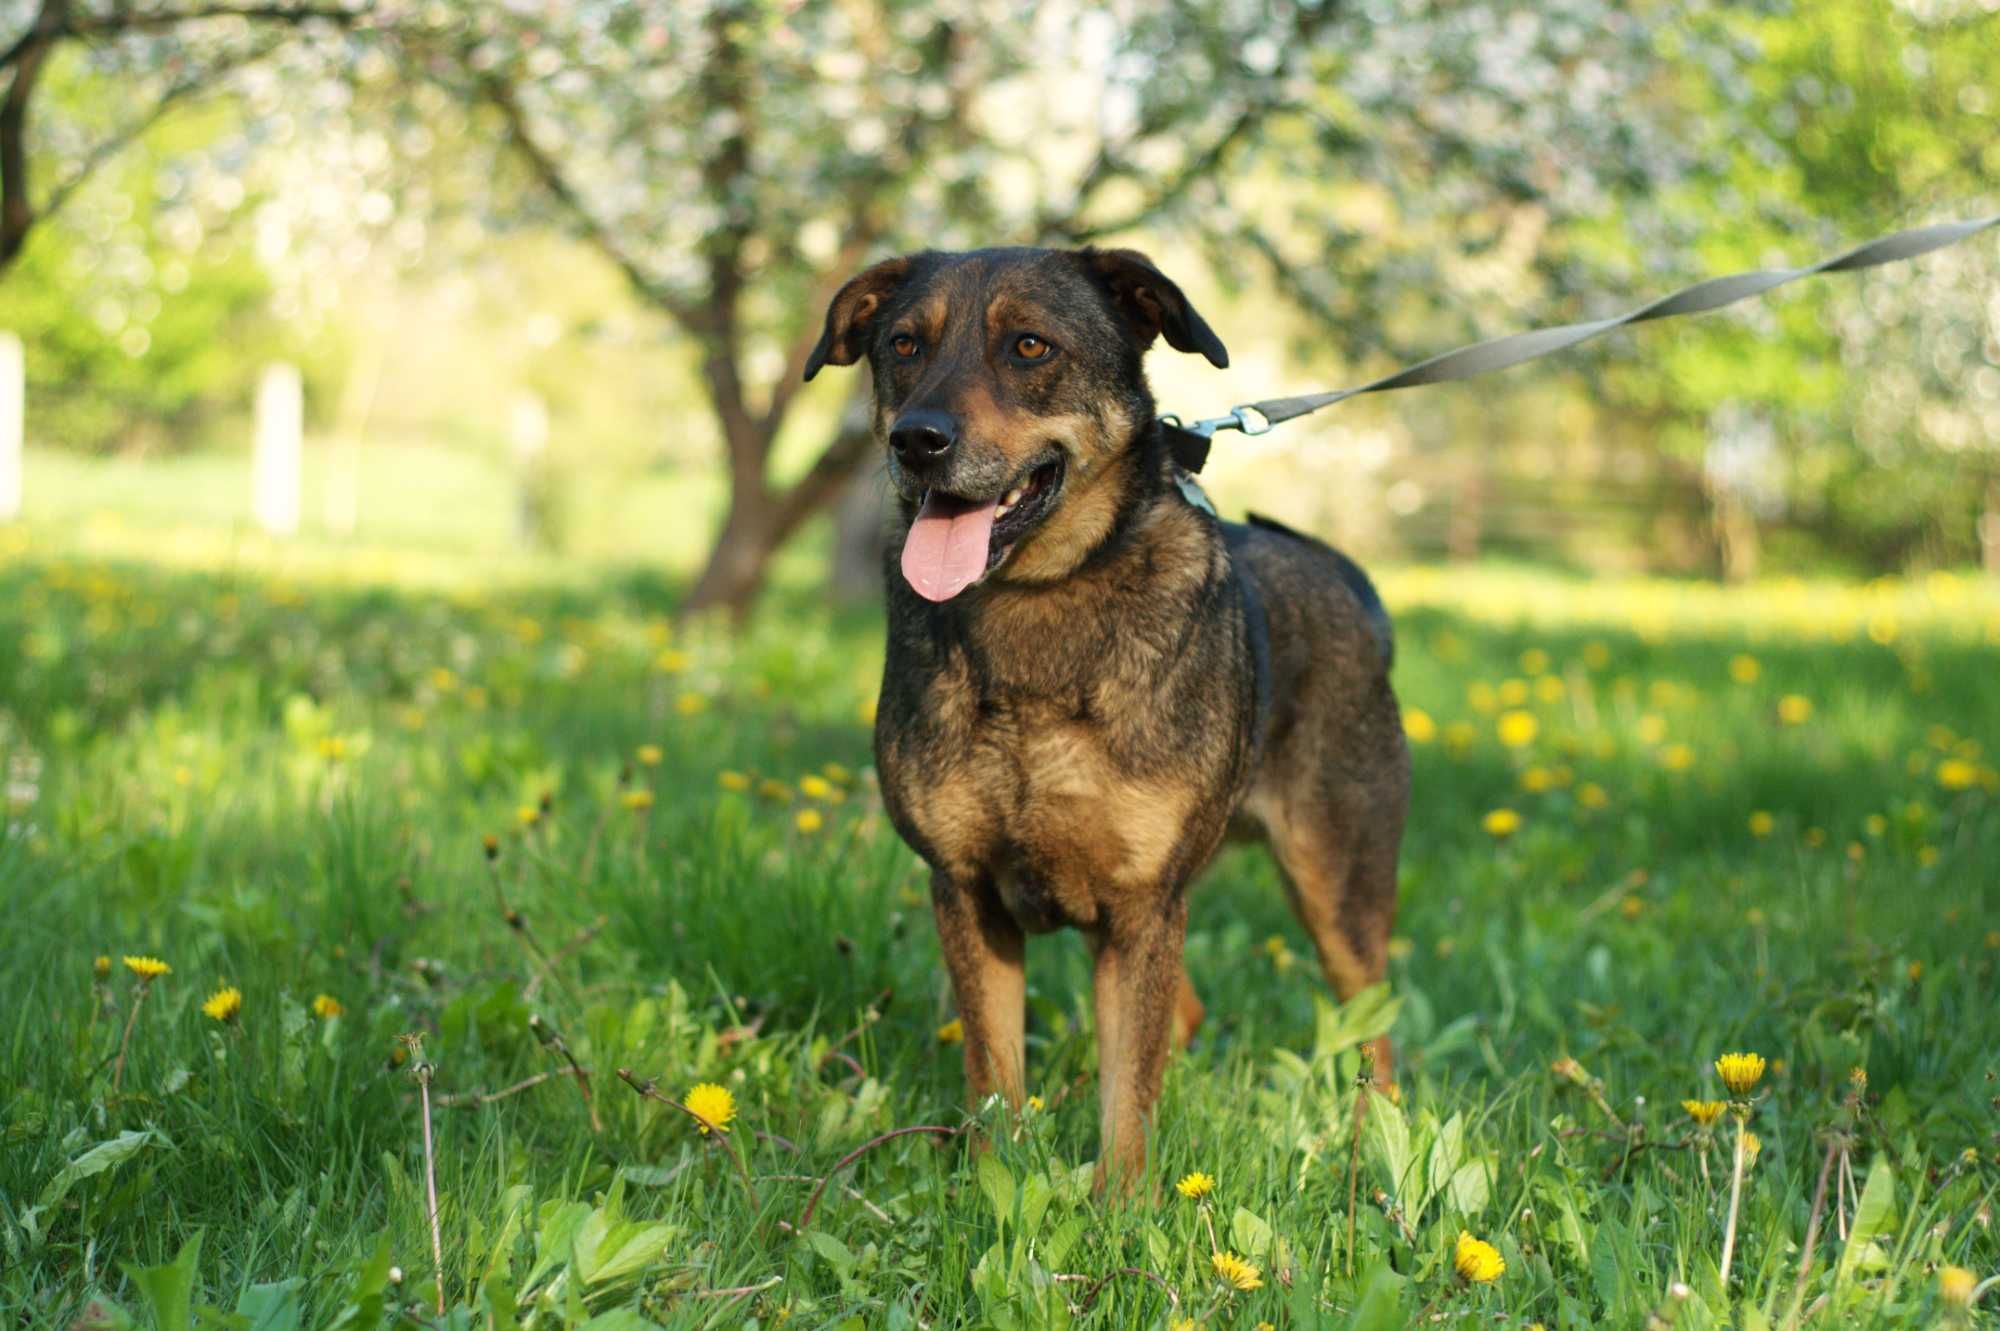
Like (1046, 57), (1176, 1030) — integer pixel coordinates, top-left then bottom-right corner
(932, 872), (1027, 1109)
(1261, 786), (1404, 1091)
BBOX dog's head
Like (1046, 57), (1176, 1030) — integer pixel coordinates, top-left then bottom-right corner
(805, 246), (1227, 602)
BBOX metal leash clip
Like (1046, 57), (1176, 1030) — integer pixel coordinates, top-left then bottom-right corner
(1159, 405), (1274, 439)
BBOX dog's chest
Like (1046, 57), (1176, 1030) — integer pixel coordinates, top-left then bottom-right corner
(883, 690), (1200, 928)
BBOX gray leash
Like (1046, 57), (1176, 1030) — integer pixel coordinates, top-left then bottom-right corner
(1160, 213), (2000, 473)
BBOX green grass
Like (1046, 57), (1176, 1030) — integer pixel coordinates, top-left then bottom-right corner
(2, 537), (1997, 1330)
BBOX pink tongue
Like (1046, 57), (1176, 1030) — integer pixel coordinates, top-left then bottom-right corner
(901, 492), (999, 602)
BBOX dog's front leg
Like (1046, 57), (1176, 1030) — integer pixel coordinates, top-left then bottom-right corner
(1088, 895), (1189, 1198)
(931, 871), (1027, 1109)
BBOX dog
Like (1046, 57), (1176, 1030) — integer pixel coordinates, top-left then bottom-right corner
(803, 246), (1409, 1194)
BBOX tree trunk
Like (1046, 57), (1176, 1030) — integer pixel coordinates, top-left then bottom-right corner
(828, 461), (890, 604)
(683, 487), (783, 617)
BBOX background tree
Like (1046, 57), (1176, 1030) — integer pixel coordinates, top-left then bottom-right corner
(396, 0), (1766, 615)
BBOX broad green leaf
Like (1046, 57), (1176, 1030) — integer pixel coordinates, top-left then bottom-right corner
(1019, 1172), (1053, 1241)
(1833, 1157), (1895, 1292)
(1364, 1090), (1413, 1202)
(1445, 1159), (1493, 1217)
(572, 1214), (674, 1285)
(38, 1130), (162, 1212)
(1310, 986), (1402, 1064)
(1425, 1114), (1466, 1214)
(1347, 1262), (1406, 1331)
(807, 1230), (858, 1281)
(524, 1200), (592, 1290)
(1229, 1207), (1274, 1261)
(977, 1152), (1015, 1232)
(232, 1279), (303, 1331)
(575, 1310), (664, 1331)
(120, 1231), (202, 1331)
(1042, 1215), (1087, 1270)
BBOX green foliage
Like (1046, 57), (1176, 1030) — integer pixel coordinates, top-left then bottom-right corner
(2, 536), (1998, 1327)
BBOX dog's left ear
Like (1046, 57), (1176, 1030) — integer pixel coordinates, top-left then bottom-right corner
(1084, 248), (1229, 368)
(804, 256), (912, 380)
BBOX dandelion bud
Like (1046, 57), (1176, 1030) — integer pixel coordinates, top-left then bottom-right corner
(93, 954), (111, 979)
(482, 834), (500, 861)
(1939, 1265), (1975, 1308)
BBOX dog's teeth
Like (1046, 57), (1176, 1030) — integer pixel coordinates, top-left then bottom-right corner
(1003, 486), (1025, 505)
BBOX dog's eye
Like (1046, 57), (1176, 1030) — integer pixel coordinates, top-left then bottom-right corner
(890, 333), (920, 359)
(1012, 334), (1052, 362)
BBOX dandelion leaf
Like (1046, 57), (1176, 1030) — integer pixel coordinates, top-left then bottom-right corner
(977, 1152), (1014, 1232)
(1344, 1262), (1407, 1331)
(119, 1230), (202, 1331)
(1229, 1206), (1274, 1261)
(1310, 985), (1401, 1065)
(1364, 1090), (1413, 1204)
(233, 1278), (304, 1331)
(1833, 1157), (1896, 1295)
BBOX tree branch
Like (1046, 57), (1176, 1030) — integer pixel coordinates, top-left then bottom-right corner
(0, 0), (66, 269)
(478, 73), (696, 328)
(2, 3), (368, 75)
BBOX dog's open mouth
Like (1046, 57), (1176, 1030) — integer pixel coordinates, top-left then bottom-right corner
(901, 453), (1065, 602)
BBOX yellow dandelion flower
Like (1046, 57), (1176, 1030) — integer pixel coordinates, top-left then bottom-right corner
(620, 789), (655, 811)
(1534, 675), (1566, 703)
(1777, 694), (1813, 725)
(1907, 960), (1924, 983)
(718, 770), (751, 793)
(93, 954), (111, 979)
(1453, 1232), (1505, 1283)
(1939, 1265), (1976, 1308)
(1848, 1066), (1867, 1090)
(675, 692), (707, 717)
(1659, 743), (1695, 772)
(654, 648), (691, 673)
(312, 994), (345, 1019)
(1482, 808), (1522, 839)
(201, 985), (243, 1023)
(683, 1082), (736, 1134)
(1715, 1052), (1766, 1097)
(795, 808), (824, 834)
(1728, 654), (1760, 684)
(1176, 1171), (1216, 1200)
(936, 1018), (963, 1044)
(823, 762), (854, 785)
(1444, 721), (1479, 752)
(1498, 679), (1531, 707)
(799, 774), (835, 800)
(1636, 714), (1668, 745)
(1211, 1251), (1263, 1292)
(1025, 1095), (1044, 1112)
(1620, 895), (1645, 920)
(1985, 930), (2000, 950)
(1403, 708), (1438, 744)
(1741, 1131), (1762, 1165)
(1683, 1099), (1726, 1128)
(1582, 640), (1611, 668)
(1937, 758), (1979, 791)
(1170, 1320), (1198, 1331)
(1917, 846), (1939, 867)
(123, 955), (171, 980)
(1748, 810), (1774, 837)
(636, 744), (663, 767)
(1519, 648), (1550, 675)
(1496, 710), (1539, 748)
(1521, 765), (1555, 793)
(758, 778), (794, 803)
(516, 804), (541, 827)
(1577, 782), (1608, 809)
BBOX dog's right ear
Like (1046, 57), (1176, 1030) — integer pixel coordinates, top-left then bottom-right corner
(804, 257), (912, 380)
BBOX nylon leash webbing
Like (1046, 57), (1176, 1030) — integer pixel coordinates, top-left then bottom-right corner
(1161, 213), (2000, 472)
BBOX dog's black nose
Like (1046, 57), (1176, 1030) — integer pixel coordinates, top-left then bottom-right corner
(889, 409), (957, 464)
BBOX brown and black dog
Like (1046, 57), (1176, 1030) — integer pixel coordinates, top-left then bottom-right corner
(803, 246), (1409, 1193)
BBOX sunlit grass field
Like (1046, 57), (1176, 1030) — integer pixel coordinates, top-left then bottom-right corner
(3, 522), (1998, 1330)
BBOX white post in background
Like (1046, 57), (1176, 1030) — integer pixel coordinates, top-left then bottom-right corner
(510, 390), (550, 545)
(0, 333), (23, 523)
(252, 362), (303, 536)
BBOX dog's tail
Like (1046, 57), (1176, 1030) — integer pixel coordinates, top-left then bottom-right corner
(1246, 513), (1395, 672)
